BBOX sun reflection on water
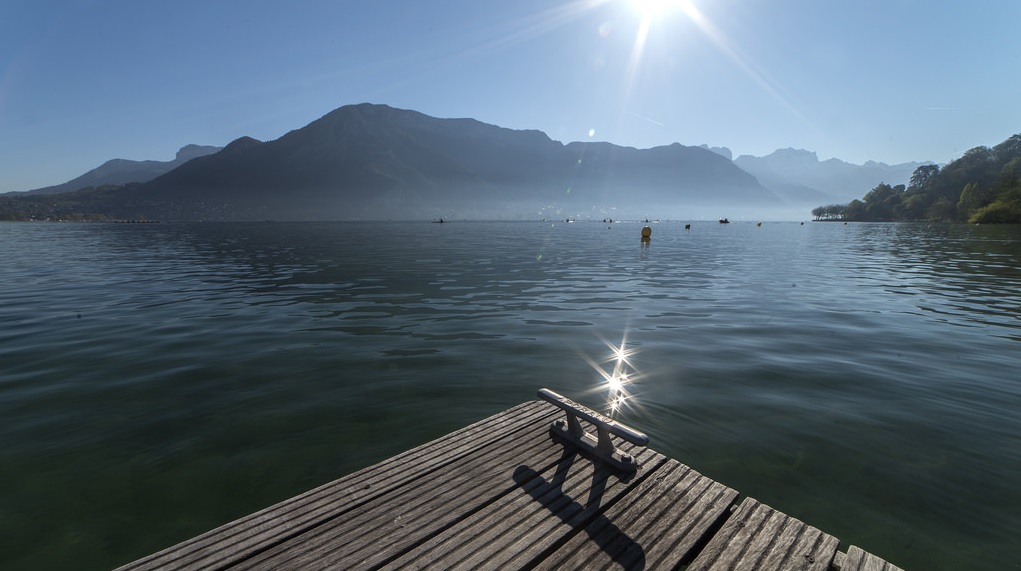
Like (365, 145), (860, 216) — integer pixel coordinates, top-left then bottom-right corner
(581, 333), (641, 418)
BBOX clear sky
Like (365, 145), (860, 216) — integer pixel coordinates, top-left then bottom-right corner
(2, 0), (1019, 193)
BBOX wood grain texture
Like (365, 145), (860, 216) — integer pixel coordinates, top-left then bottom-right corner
(841, 545), (905, 571)
(116, 399), (907, 571)
(686, 498), (840, 571)
(116, 400), (554, 570)
(532, 458), (739, 570)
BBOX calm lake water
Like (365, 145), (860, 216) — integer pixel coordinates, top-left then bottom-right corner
(1, 220), (1019, 569)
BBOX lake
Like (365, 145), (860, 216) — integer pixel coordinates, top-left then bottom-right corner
(1, 220), (1019, 569)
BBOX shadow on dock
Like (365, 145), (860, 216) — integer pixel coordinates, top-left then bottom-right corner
(114, 397), (906, 571)
(513, 449), (646, 570)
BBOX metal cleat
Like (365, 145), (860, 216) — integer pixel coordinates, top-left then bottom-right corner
(537, 388), (649, 471)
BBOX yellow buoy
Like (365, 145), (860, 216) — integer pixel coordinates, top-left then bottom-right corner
(641, 226), (652, 238)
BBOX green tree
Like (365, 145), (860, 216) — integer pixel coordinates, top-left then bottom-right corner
(969, 199), (1021, 223)
(998, 157), (1021, 188)
(844, 199), (866, 220)
(812, 132), (1021, 223)
(811, 204), (846, 220)
(957, 182), (991, 219)
(927, 197), (956, 221)
(901, 193), (929, 220)
(909, 164), (940, 191)
(861, 183), (905, 221)
(993, 134), (1021, 163)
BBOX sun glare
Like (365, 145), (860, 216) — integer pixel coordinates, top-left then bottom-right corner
(621, 0), (693, 113)
(632, 0), (676, 21)
(578, 332), (641, 418)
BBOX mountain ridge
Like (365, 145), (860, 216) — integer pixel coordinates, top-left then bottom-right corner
(1, 103), (932, 221)
(18, 144), (222, 195)
(733, 147), (933, 205)
(125, 103), (778, 220)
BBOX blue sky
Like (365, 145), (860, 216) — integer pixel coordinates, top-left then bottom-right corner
(2, 0), (1019, 193)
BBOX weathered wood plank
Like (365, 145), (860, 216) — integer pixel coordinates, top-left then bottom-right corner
(841, 545), (905, 571)
(115, 400), (555, 571)
(116, 398), (905, 571)
(375, 440), (666, 570)
(687, 497), (840, 571)
(233, 406), (573, 569)
(532, 458), (739, 570)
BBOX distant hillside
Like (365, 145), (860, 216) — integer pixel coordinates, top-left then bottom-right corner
(815, 134), (1021, 223)
(733, 148), (933, 206)
(21, 144), (221, 195)
(1, 104), (781, 221)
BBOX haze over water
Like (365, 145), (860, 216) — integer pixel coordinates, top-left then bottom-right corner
(1, 220), (1019, 569)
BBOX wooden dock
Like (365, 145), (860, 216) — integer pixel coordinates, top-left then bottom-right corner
(117, 393), (904, 570)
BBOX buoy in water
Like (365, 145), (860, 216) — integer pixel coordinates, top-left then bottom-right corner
(641, 226), (652, 238)
(684, 223), (691, 230)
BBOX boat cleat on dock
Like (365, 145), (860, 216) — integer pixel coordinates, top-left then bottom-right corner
(537, 388), (649, 472)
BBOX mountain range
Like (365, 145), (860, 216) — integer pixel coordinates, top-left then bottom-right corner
(3, 104), (929, 221)
(22, 144), (221, 195)
(733, 149), (930, 206)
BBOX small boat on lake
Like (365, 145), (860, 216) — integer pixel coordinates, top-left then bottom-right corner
(719, 218), (730, 224)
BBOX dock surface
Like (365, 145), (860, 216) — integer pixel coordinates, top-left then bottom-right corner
(117, 399), (903, 570)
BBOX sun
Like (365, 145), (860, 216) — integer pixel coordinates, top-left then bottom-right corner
(631, 0), (677, 21)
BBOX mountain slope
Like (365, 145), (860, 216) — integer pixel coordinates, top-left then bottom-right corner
(734, 148), (932, 205)
(22, 144), (221, 195)
(130, 103), (778, 220)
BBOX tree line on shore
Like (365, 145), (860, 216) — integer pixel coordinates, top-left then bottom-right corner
(813, 133), (1021, 223)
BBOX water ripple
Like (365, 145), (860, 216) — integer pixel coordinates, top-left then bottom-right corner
(1, 220), (1019, 569)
